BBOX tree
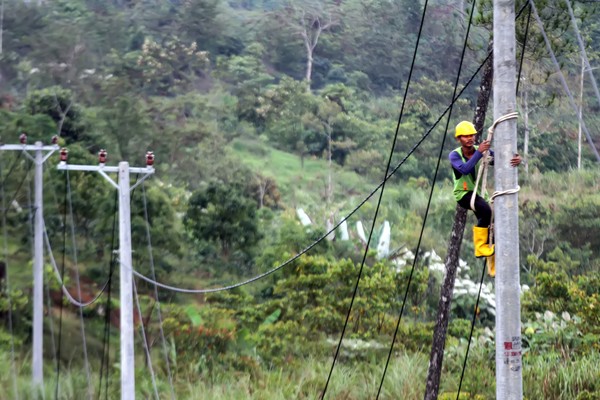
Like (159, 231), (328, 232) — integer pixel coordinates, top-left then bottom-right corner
(340, 0), (413, 90)
(94, 95), (150, 161)
(257, 76), (316, 155)
(273, 1), (340, 89)
(184, 180), (261, 265)
(126, 0), (221, 47)
(214, 42), (274, 121)
(24, 86), (86, 143)
(136, 37), (209, 96)
(555, 195), (600, 258)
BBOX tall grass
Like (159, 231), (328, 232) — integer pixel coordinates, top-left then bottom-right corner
(1, 343), (599, 399)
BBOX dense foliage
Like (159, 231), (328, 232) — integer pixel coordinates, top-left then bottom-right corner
(0, 0), (599, 398)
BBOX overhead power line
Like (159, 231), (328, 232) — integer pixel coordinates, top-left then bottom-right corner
(528, 0), (600, 162)
(140, 183), (176, 400)
(327, 0), (433, 397)
(64, 170), (92, 397)
(565, 0), (600, 118)
(376, 0), (477, 397)
(43, 220), (111, 307)
(128, 49), (497, 295)
(0, 155), (20, 399)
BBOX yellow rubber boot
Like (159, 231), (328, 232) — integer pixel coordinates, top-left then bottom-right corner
(473, 226), (494, 258)
(487, 255), (496, 277)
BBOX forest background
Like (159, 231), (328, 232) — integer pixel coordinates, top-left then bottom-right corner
(0, 0), (599, 399)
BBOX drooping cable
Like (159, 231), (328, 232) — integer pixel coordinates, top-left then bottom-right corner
(43, 221), (111, 307)
(42, 172), (111, 306)
(55, 170), (69, 399)
(26, 173), (58, 368)
(114, 51), (490, 302)
(322, 2), (431, 398)
(98, 190), (118, 400)
(116, 4), (532, 299)
(132, 279), (160, 400)
(528, 0), (600, 161)
(127, 52), (495, 295)
(3, 157), (33, 218)
(0, 151), (23, 201)
(141, 182), (176, 399)
(0, 155), (20, 400)
(376, 0), (477, 397)
(64, 170), (93, 397)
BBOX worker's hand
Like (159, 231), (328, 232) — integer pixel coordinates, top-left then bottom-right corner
(510, 153), (522, 167)
(478, 140), (491, 153)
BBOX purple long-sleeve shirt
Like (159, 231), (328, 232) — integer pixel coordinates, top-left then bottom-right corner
(449, 148), (494, 177)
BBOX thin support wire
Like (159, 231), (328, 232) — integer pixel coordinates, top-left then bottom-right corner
(141, 183), (176, 399)
(43, 223), (110, 306)
(133, 280), (160, 400)
(565, 0), (600, 111)
(64, 170), (93, 398)
(377, 0), (476, 396)
(27, 169), (57, 378)
(0, 156), (20, 400)
(528, 0), (600, 161)
(27, 177), (58, 369)
(456, 259), (488, 399)
(125, 53), (493, 296)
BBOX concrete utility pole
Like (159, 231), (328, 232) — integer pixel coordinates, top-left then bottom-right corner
(57, 149), (154, 400)
(0, 136), (59, 391)
(493, 1), (523, 399)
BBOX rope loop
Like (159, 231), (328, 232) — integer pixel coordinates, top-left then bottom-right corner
(487, 111), (519, 137)
(490, 185), (520, 204)
(469, 112), (519, 211)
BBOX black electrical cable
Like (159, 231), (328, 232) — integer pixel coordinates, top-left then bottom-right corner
(320, 1), (431, 398)
(127, 46), (499, 296)
(0, 152), (20, 398)
(456, 258), (488, 399)
(2, 160), (33, 218)
(54, 171), (69, 399)
(97, 191), (118, 400)
(376, 0), (477, 397)
(0, 152), (23, 193)
(516, 3), (532, 97)
(42, 171), (113, 310)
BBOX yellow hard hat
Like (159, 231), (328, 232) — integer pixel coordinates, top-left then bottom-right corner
(455, 121), (477, 137)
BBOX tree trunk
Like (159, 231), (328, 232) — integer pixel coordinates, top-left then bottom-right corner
(423, 41), (493, 400)
(305, 47), (313, 85)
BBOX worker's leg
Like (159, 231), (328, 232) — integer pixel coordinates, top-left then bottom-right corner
(457, 193), (495, 263)
(457, 193), (491, 227)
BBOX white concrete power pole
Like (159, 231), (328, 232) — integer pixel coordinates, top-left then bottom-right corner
(0, 135), (59, 392)
(493, 1), (523, 399)
(57, 149), (154, 400)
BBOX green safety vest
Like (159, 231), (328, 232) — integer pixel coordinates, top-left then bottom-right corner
(452, 146), (485, 202)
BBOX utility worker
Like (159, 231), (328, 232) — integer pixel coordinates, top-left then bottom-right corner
(450, 121), (521, 276)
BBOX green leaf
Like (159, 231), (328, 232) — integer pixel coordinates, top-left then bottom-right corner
(185, 305), (203, 327)
(260, 309), (281, 327)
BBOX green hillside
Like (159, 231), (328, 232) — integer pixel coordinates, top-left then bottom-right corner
(0, 0), (599, 399)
